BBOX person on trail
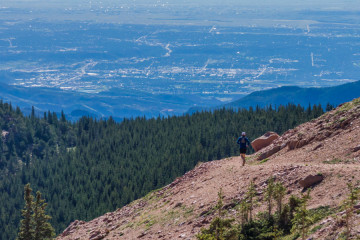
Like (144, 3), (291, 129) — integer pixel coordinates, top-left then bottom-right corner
(237, 132), (250, 166)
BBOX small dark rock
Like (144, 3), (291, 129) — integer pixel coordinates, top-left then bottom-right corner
(223, 202), (236, 210)
(199, 210), (209, 216)
(137, 232), (147, 238)
(313, 143), (323, 151)
(174, 202), (182, 208)
(352, 145), (360, 152)
(299, 174), (324, 189)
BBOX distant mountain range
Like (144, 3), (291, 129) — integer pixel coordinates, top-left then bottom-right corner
(0, 83), (221, 121)
(1, 80), (360, 120)
(188, 80), (360, 113)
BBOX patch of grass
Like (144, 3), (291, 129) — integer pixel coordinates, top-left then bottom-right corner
(135, 213), (158, 231)
(309, 224), (322, 234)
(281, 232), (300, 240)
(309, 206), (336, 224)
(353, 97), (360, 106)
(336, 102), (353, 114)
(324, 158), (354, 164)
(337, 232), (348, 240)
(259, 158), (269, 164)
(282, 206), (334, 238)
(335, 98), (360, 115)
(246, 155), (258, 165)
(162, 209), (182, 225)
(124, 222), (134, 229)
(142, 186), (169, 204)
(199, 206), (216, 217)
(182, 205), (194, 218)
(323, 158), (344, 164)
(145, 218), (157, 230)
(339, 117), (346, 122)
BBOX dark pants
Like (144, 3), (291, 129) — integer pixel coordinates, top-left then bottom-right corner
(240, 148), (247, 154)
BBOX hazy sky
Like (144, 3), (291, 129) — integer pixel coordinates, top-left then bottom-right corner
(2, 0), (360, 10)
(2, 0), (359, 25)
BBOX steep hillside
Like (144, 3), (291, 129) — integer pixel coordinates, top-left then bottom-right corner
(57, 97), (360, 240)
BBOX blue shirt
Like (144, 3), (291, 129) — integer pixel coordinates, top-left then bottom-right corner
(237, 136), (250, 149)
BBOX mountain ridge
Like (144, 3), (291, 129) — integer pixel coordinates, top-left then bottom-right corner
(57, 97), (360, 239)
(188, 80), (360, 114)
(0, 82), (221, 121)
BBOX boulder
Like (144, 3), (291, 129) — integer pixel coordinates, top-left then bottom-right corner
(251, 131), (280, 152)
(299, 174), (324, 189)
(257, 145), (281, 161)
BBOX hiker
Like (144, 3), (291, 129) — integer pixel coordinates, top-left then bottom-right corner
(237, 132), (250, 166)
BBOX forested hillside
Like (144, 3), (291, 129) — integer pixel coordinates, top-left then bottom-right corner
(0, 100), (324, 239)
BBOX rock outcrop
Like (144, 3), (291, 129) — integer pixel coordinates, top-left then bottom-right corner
(255, 98), (360, 161)
(251, 131), (280, 152)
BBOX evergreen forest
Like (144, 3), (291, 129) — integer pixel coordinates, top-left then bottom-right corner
(0, 100), (326, 239)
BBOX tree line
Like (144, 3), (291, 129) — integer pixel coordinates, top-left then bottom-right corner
(0, 100), (326, 239)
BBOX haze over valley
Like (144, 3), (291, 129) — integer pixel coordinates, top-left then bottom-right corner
(1, 0), (360, 118)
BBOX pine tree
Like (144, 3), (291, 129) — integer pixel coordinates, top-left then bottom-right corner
(196, 189), (237, 240)
(214, 188), (225, 240)
(18, 183), (34, 240)
(238, 199), (249, 225)
(291, 190), (312, 240)
(342, 183), (359, 238)
(18, 184), (54, 240)
(265, 177), (275, 220)
(246, 181), (257, 222)
(273, 182), (286, 220)
(33, 191), (55, 240)
(216, 188), (224, 219)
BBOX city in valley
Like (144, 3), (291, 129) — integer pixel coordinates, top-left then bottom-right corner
(1, 1), (360, 118)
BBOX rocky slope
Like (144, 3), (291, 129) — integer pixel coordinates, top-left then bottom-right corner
(57, 98), (360, 240)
